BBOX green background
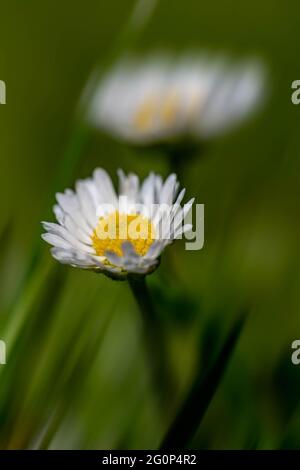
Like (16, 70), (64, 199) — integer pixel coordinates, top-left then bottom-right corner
(0, 0), (300, 449)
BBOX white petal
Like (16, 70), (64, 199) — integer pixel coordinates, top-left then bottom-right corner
(174, 223), (193, 239)
(63, 215), (93, 245)
(75, 180), (98, 228)
(105, 250), (123, 267)
(140, 172), (156, 206)
(121, 241), (140, 261)
(42, 222), (95, 254)
(174, 224), (193, 239)
(51, 248), (95, 268)
(53, 205), (65, 225)
(56, 192), (92, 234)
(175, 198), (194, 228)
(42, 233), (72, 250)
(93, 168), (118, 204)
(118, 170), (140, 202)
(174, 188), (186, 206)
(159, 174), (178, 205)
(144, 240), (163, 260)
(154, 175), (163, 203)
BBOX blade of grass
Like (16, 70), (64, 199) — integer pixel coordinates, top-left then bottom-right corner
(0, 264), (66, 449)
(160, 312), (246, 449)
(37, 302), (114, 450)
(0, 220), (14, 311)
(3, 257), (53, 355)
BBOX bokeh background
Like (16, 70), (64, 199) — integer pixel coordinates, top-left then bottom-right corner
(0, 0), (300, 450)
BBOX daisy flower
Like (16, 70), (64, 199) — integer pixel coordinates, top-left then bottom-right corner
(41, 168), (194, 280)
(88, 54), (265, 145)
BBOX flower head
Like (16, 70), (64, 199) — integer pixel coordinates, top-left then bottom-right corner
(89, 54), (265, 145)
(42, 168), (194, 279)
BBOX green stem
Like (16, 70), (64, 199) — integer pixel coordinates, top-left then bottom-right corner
(164, 142), (206, 184)
(128, 275), (173, 412)
(160, 312), (246, 449)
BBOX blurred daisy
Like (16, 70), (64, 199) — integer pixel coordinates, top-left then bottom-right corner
(42, 168), (194, 279)
(89, 54), (266, 144)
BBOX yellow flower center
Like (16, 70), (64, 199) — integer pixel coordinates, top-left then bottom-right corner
(134, 96), (157, 131)
(160, 91), (180, 126)
(91, 211), (156, 257)
(133, 91), (180, 132)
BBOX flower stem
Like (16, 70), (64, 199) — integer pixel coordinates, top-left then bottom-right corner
(128, 276), (173, 413)
(166, 143), (197, 178)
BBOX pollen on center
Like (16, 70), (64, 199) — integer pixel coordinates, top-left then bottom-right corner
(91, 211), (156, 257)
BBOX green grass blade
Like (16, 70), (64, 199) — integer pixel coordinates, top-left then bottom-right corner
(160, 313), (246, 449)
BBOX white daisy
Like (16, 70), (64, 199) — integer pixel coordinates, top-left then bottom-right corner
(41, 168), (194, 280)
(89, 54), (266, 144)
